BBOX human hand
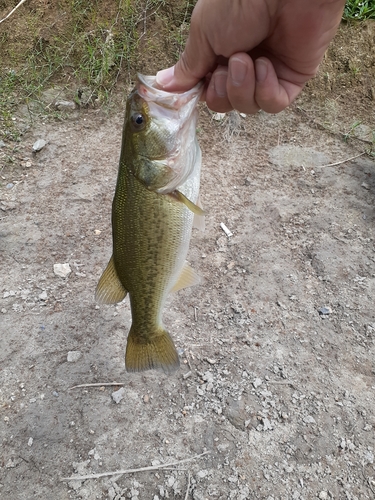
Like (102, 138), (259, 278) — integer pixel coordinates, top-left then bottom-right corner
(156, 0), (345, 114)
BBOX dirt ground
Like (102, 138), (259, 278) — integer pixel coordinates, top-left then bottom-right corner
(1, 11), (375, 500)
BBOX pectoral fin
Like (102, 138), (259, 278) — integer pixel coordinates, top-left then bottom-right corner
(170, 190), (206, 216)
(95, 256), (127, 304)
(170, 262), (201, 293)
(193, 194), (205, 231)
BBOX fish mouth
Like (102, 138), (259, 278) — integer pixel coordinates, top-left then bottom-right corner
(136, 74), (203, 194)
(137, 74), (203, 112)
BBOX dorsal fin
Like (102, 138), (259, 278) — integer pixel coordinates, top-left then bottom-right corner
(170, 262), (201, 293)
(95, 256), (127, 304)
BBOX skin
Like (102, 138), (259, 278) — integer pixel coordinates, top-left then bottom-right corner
(156, 0), (346, 114)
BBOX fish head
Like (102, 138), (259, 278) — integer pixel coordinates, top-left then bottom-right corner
(124, 74), (203, 193)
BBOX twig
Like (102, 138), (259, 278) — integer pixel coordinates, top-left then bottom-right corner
(69, 382), (123, 390)
(316, 152), (366, 168)
(0, 0), (28, 25)
(61, 451), (209, 481)
(267, 380), (296, 388)
(184, 472), (191, 500)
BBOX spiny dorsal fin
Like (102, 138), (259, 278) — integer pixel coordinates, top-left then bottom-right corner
(95, 256), (127, 304)
(170, 262), (201, 293)
(169, 190), (206, 216)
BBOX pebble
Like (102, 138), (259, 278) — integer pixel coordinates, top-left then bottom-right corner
(319, 492), (328, 500)
(53, 263), (71, 278)
(39, 291), (48, 301)
(6, 183), (14, 189)
(303, 415), (316, 424)
(253, 378), (262, 388)
(212, 112), (226, 121)
(318, 306), (332, 315)
(143, 394), (149, 403)
(28, 437), (33, 447)
(67, 351), (82, 362)
(32, 139), (47, 152)
(112, 387), (126, 404)
(55, 100), (76, 110)
(0, 140), (5, 147)
(197, 470), (208, 479)
(361, 182), (370, 190)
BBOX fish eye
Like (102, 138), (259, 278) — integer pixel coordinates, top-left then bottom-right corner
(131, 113), (146, 130)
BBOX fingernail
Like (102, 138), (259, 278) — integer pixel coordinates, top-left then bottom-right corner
(213, 71), (227, 98)
(255, 59), (268, 83)
(156, 66), (174, 87)
(229, 58), (247, 86)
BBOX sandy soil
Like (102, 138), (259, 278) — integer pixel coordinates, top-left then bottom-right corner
(1, 12), (375, 500)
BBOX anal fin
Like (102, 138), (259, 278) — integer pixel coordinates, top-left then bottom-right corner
(95, 256), (127, 304)
(170, 261), (201, 293)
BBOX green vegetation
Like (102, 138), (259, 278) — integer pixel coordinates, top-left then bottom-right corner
(0, 0), (194, 140)
(344, 0), (375, 20)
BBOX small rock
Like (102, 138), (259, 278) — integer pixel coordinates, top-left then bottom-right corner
(55, 100), (76, 111)
(143, 394), (149, 403)
(53, 263), (71, 278)
(0, 140), (6, 147)
(318, 306), (332, 315)
(319, 492), (328, 500)
(361, 182), (370, 190)
(303, 415), (316, 424)
(112, 387), (126, 404)
(32, 139), (47, 152)
(197, 470), (208, 479)
(212, 112), (226, 121)
(25, 161), (32, 168)
(253, 378), (262, 388)
(39, 291), (48, 301)
(28, 437), (33, 447)
(6, 183), (14, 189)
(1, 308), (7, 314)
(67, 351), (82, 363)
(262, 418), (273, 431)
(244, 177), (251, 186)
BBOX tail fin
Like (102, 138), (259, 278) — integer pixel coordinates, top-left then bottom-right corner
(125, 326), (180, 374)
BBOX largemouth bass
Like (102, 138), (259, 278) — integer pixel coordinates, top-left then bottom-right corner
(96, 74), (204, 374)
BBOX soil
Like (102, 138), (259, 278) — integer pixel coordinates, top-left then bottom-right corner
(1, 6), (375, 500)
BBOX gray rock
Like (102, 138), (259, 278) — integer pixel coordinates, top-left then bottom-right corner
(318, 306), (332, 315)
(33, 139), (47, 152)
(55, 100), (76, 110)
(253, 378), (262, 388)
(67, 351), (82, 363)
(112, 387), (126, 404)
(0, 140), (6, 147)
(53, 263), (71, 278)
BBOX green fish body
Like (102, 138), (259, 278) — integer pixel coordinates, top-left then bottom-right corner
(96, 75), (203, 374)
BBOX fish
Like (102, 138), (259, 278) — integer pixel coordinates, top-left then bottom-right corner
(95, 74), (204, 374)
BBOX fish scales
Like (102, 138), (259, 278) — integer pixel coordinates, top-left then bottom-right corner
(96, 74), (203, 374)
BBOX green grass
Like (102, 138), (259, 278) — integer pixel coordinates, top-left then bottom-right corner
(0, 0), (177, 140)
(344, 0), (375, 20)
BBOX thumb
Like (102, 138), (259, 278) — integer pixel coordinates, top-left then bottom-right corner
(156, 16), (216, 91)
